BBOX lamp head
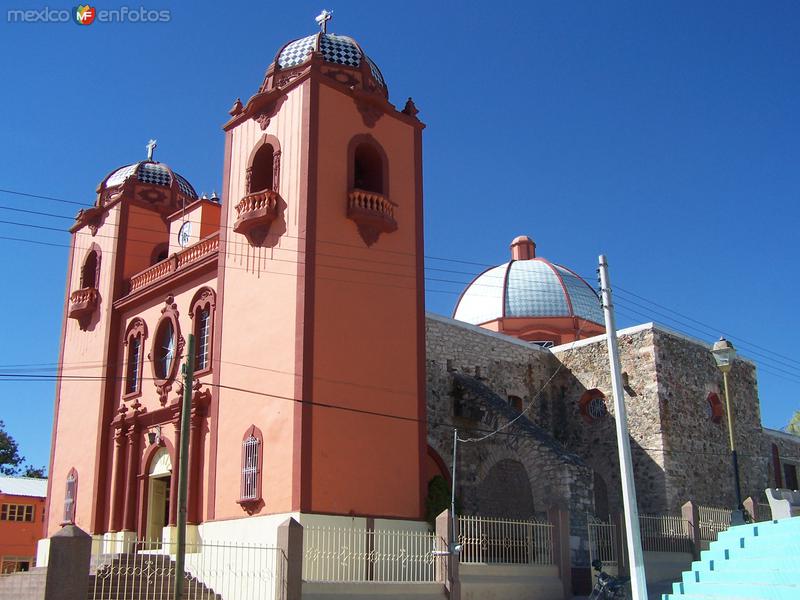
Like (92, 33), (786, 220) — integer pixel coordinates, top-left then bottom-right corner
(711, 337), (736, 373)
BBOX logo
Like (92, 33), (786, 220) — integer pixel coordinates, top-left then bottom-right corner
(74, 4), (95, 25)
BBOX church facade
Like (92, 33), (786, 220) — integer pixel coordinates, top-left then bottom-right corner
(41, 24), (800, 582)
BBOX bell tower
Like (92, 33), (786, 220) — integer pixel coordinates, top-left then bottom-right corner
(213, 20), (427, 520)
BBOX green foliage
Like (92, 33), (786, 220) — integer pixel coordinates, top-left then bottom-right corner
(787, 410), (800, 436)
(0, 420), (46, 477)
(425, 475), (458, 527)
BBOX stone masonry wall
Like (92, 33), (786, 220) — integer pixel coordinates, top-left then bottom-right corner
(425, 314), (594, 568)
(551, 326), (669, 514)
(650, 328), (768, 511)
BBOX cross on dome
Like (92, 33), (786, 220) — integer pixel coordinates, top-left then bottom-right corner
(146, 139), (157, 161)
(315, 9), (332, 33)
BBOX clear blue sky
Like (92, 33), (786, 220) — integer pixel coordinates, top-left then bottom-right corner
(0, 1), (798, 470)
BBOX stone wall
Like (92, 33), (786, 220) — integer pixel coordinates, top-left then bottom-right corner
(550, 325), (668, 514)
(424, 313), (794, 567)
(763, 428), (800, 492)
(425, 314), (594, 569)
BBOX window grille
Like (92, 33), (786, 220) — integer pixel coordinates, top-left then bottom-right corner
(126, 335), (141, 394)
(195, 308), (211, 371)
(241, 435), (261, 501)
(588, 397), (608, 419)
(0, 504), (34, 522)
(63, 471), (77, 524)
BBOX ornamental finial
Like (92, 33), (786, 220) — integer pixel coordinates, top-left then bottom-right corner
(315, 9), (332, 33)
(146, 139), (157, 161)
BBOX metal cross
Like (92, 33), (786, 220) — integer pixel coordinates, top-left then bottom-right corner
(146, 139), (157, 161)
(315, 9), (332, 33)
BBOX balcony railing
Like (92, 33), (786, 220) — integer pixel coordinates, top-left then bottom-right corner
(233, 189), (280, 245)
(68, 287), (98, 327)
(347, 189), (397, 246)
(128, 233), (219, 294)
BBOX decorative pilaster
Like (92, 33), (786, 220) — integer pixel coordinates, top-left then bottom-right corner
(108, 426), (128, 533)
(122, 424), (139, 532)
(188, 405), (203, 524)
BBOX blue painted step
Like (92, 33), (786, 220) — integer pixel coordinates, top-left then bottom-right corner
(662, 516), (800, 600)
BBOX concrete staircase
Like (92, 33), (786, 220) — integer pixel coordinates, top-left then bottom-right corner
(663, 517), (800, 600)
(88, 552), (222, 599)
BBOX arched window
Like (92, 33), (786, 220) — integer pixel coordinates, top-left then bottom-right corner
(353, 143), (384, 194)
(151, 243), (169, 265)
(62, 468), (78, 525)
(706, 392), (724, 424)
(80, 246), (101, 289)
(248, 139), (281, 194)
(123, 318), (147, 397)
(239, 425), (263, 505)
(190, 287), (216, 374)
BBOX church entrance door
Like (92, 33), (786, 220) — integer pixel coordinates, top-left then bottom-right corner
(145, 447), (172, 544)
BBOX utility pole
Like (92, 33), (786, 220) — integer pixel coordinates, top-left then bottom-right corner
(450, 429), (458, 551)
(173, 334), (195, 600)
(598, 256), (648, 600)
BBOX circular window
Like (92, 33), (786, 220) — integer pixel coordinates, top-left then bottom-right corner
(588, 397), (608, 419)
(154, 319), (176, 380)
(579, 389), (608, 423)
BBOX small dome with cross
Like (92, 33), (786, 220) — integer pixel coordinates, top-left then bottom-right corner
(101, 160), (197, 199)
(268, 32), (386, 94)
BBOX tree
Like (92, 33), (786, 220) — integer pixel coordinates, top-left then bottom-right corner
(0, 420), (46, 477)
(787, 410), (800, 436)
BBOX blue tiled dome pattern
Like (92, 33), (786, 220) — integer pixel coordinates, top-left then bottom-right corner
(275, 33), (386, 87)
(453, 259), (603, 326)
(452, 264), (507, 325)
(505, 260), (571, 318)
(364, 55), (385, 86)
(106, 164), (137, 187)
(104, 162), (198, 199)
(319, 34), (361, 67)
(553, 265), (603, 324)
(277, 34), (317, 69)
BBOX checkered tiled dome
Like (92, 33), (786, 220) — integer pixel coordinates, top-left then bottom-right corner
(103, 161), (197, 199)
(453, 252), (602, 326)
(275, 33), (386, 87)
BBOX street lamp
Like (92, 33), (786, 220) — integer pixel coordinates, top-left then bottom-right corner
(711, 337), (746, 525)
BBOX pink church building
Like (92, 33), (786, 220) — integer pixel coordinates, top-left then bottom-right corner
(44, 27), (431, 550)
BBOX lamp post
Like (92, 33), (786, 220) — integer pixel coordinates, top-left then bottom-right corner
(711, 337), (746, 526)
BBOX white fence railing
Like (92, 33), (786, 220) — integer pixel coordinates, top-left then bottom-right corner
(587, 516), (618, 568)
(302, 526), (443, 583)
(457, 515), (553, 565)
(638, 514), (692, 553)
(89, 539), (285, 600)
(697, 505), (733, 541)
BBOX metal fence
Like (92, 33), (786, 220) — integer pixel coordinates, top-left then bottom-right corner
(638, 514), (692, 553)
(302, 526), (443, 583)
(757, 502), (772, 521)
(89, 538), (286, 600)
(457, 515), (553, 565)
(587, 516), (618, 568)
(697, 505), (733, 541)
